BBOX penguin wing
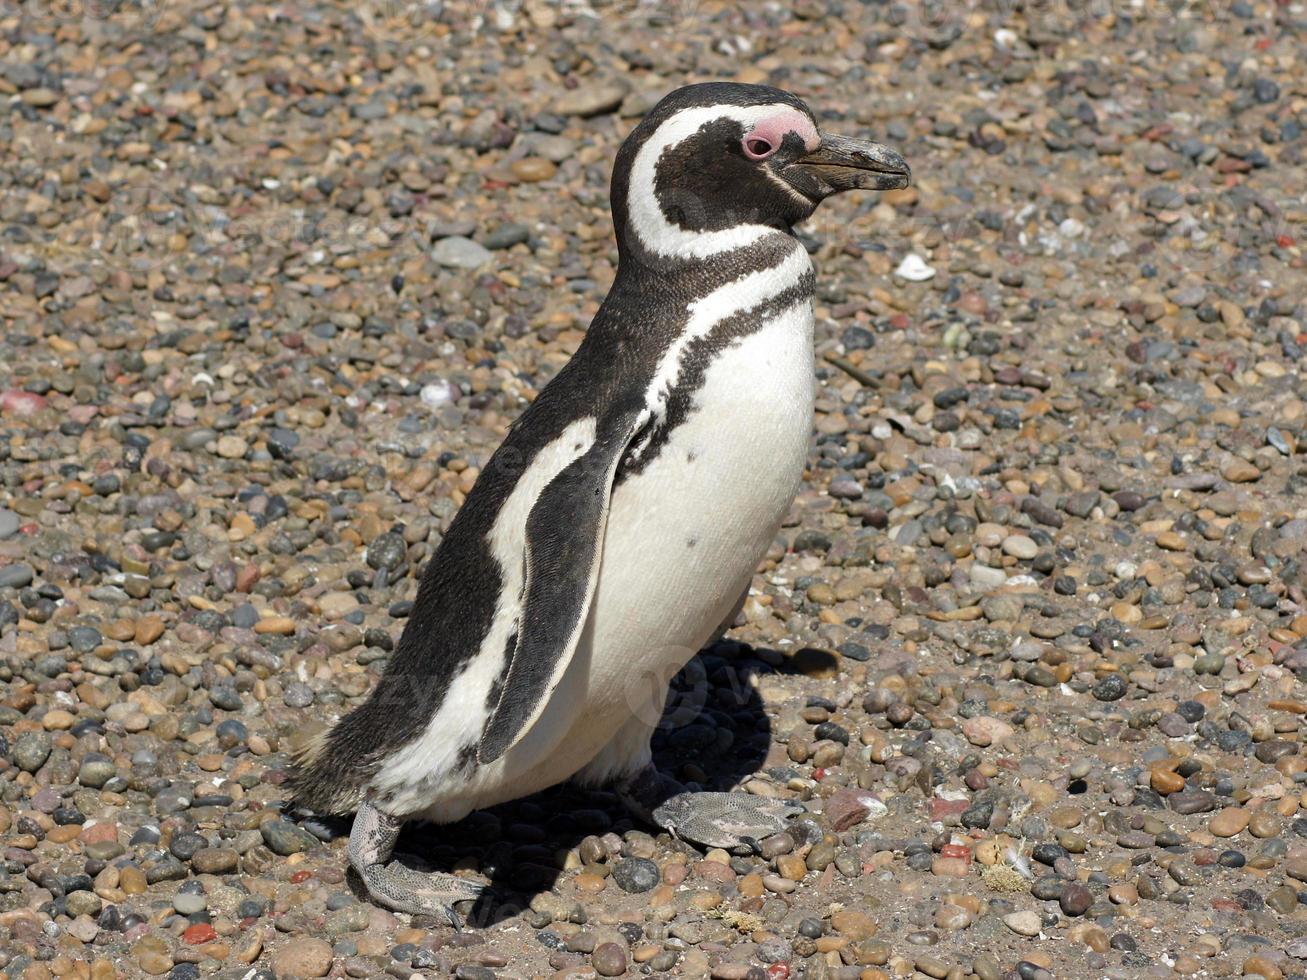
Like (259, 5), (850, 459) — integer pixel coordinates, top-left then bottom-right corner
(477, 408), (645, 763)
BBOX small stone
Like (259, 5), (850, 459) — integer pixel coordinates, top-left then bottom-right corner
(260, 820), (318, 856)
(1, 389), (48, 416)
(1222, 459), (1260, 483)
(216, 435), (247, 459)
(1171, 790), (1218, 815)
(132, 941), (173, 975)
(591, 942), (627, 977)
(1092, 674), (1127, 701)
(13, 730), (53, 771)
(367, 532), (408, 571)
(1267, 885), (1298, 914)
(830, 909), (877, 940)
(173, 891), (207, 915)
(1156, 531), (1187, 551)
(1004, 911), (1042, 936)
(191, 848), (239, 874)
(21, 87), (61, 107)
(271, 938), (334, 978)
(432, 236), (494, 269)
(66, 891), (102, 917)
(135, 616), (165, 645)
(1248, 810), (1282, 838)
(555, 80), (629, 116)
(1108, 882), (1138, 905)
(777, 853), (807, 880)
(79, 754), (116, 788)
(0, 562), (35, 588)
(510, 157), (556, 182)
(1151, 768), (1185, 795)
(611, 857), (659, 893)
(483, 223), (531, 250)
(1209, 808), (1251, 838)
(1242, 955), (1284, 980)
(961, 716), (1014, 747)
(824, 787), (880, 831)
(1002, 534), (1038, 559)
(1060, 882), (1092, 916)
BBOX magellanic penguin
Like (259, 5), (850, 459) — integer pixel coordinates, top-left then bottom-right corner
(291, 81), (910, 921)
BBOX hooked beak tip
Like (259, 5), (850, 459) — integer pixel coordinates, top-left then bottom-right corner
(793, 132), (912, 194)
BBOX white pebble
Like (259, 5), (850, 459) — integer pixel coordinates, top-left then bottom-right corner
(420, 380), (460, 408)
(894, 253), (936, 281)
(1001, 534), (1038, 559)
(970, 564), (1007, 591)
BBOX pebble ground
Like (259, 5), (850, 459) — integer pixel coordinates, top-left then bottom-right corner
(2, 1), (1307, 978)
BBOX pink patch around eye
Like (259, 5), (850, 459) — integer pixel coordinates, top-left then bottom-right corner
(742, 108), (820, 160)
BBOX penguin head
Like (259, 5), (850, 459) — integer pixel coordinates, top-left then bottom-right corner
(611, 82), (910, 260)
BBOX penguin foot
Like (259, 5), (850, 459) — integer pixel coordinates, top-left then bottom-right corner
(652, 791), (804, 851)
(615, 765), (803, 851)
(347, 801), (487, 925)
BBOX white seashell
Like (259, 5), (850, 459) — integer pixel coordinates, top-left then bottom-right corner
(894, 254), (936, 281)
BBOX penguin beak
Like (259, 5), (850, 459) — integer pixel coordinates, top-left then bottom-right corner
(787, 132), (912, 197)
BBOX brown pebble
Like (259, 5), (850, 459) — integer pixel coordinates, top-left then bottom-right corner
(1208, 807), (1251, 837)
(591, 942), (627, 977)
(1242, 955), (1283, 980)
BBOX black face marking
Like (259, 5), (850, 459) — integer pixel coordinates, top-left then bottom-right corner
(653, 122), (816, 235)
(610, 82), (819, 272)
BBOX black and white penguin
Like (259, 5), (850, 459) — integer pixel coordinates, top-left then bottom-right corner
(291, 81), (910, 920)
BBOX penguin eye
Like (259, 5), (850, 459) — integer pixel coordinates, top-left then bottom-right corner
(742, 136), (776, 160)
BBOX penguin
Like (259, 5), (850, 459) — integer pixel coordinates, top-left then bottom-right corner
(291, 81), (910, 921)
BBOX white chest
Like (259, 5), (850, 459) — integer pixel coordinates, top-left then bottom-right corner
(574, 296), (816, 718)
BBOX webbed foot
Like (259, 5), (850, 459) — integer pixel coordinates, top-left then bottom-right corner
(347, 801), (487, 925)
(615, 764), (803, 851)
(652, 791), (804, 851)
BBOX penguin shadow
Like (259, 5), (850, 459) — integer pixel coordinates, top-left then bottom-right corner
(314, 640), (794, 928)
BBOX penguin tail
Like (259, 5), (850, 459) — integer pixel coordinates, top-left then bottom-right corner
(286, 718), (367, 816)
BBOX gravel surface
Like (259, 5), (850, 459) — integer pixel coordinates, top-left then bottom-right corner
(2, 1), (1307, 978)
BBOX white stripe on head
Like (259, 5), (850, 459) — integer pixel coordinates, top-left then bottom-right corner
(628, 103), (818, 260)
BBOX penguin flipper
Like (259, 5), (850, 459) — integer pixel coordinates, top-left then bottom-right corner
(477, 408), (646, 764)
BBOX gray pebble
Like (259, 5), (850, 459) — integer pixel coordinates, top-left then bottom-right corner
(13, 731), (53, 772)
(0, 563), (35, 589)
(261, 819), (318, 856)
(611, 857), (660, 893)
(432, 236), (494, 269)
